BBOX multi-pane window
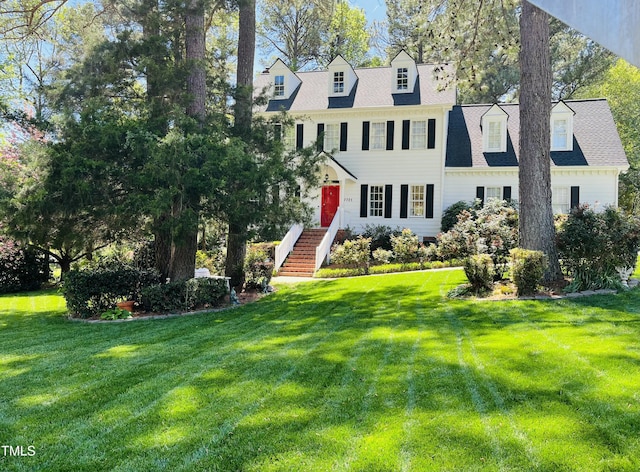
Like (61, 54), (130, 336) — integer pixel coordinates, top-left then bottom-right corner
(397, 67), (408, 90)
(324, 123), (339, 151)
(274, 75), (285, 97)
(370, 185), (384, 217)
(283, 125), (295, 150)
(410, 185), (425, 217)
(333, 71), (345, 94)
(485, 187), (502, 201)
(371, 122), (386, 150)
(552, 118), (568, 150)
(411, 121), (427, 149)
(552, 187), (570, 213)
(487, 121), (502, 151)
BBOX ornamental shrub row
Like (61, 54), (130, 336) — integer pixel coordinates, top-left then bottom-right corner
(141, 277), (228, 313)
(62, 264), (160, 318)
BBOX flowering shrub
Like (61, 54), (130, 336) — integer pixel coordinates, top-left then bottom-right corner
(390, 228), (421, 263)
(0, 235), (49, 294)
(372, 247), (394, 264)
(557, 205), (640, 291)
(436, 199), (518, 279)
(360, 224), (402, 252)
(330, 237), (371, 272)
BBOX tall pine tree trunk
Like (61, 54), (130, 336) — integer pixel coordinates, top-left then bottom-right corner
(518, 0), (562, 282)
(140, 0), (173, 281)
(226, 0), (256, 289)
(167, 0), (207, 282)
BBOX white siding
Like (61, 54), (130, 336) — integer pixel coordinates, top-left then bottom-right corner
(444, 169), (620, 213)
(299, 107), (449, 240)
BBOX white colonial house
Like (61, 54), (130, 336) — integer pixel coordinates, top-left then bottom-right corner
(254, 52), (629, 276)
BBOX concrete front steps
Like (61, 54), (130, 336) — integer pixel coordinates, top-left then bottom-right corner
(277, 228), (327, 277)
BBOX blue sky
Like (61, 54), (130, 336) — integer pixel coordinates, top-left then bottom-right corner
(353, 0), (387, 25)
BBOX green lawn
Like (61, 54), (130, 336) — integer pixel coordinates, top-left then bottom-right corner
(2, 269), (640, 471)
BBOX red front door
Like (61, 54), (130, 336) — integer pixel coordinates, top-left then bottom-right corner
(321, 185), (340, 227)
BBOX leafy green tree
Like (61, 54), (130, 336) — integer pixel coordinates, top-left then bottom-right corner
(382, 0), (613, 104)
(579, 60), (640, 213)
(257, 0), (370, 71)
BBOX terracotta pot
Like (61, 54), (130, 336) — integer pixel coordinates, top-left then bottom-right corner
(116, 300), (135, 313)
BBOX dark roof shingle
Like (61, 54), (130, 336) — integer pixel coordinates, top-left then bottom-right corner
(445, 100), (628, 168)
(255, 64), (456, 112)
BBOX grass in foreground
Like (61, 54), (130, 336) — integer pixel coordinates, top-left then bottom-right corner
(2, 270), (640, 471)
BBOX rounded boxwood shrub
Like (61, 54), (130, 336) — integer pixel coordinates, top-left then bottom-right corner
(510, 248), (547, 296)
(464, 254), (495, 292)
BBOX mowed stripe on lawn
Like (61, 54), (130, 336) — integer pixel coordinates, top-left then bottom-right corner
(2, 269), (640, 471)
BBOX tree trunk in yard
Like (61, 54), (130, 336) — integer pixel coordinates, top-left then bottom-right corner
(168, 0), (206, 282)
(518, 0), (562, 282)
(226, 0), (256, 289)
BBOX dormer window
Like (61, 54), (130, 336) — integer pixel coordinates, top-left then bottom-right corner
(550, 101), (575, 151)
(552, 118), (568, 149)
(390, 51), (418, 94)
(274, 75), (285, 97)
(327, 55), (357, 97)
(481, 104), (508, 153)
(333, 71), (345, 94)
(487, 121), (503, 151)
(397, 68), (408, 90)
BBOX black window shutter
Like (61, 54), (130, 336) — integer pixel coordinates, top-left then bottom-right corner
(400, 184), (409, 218)
(503, 186), (512, 201)
(571, 186), (580, 209)
(476, 186), (485, 205)
(317, 123), (324, 152)
(362, 121), (370, 150)
(386, 121), (395, 150)
(402, 120), (410, 150)
(340, 122), (348, 152)
(360, 185), (369, 217)
(426, 184), (434, 219)
(384, 185), (393, 218)
(296, 123), (304, 149)
(274, 124), (282, 141)
(427, 119), (436, 149)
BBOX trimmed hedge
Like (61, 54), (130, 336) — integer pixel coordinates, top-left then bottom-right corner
(62, 266), (160, 318)
(510, 248), (547, 296)
(141, 278), (228, 313)
(464, 254), (495, 292)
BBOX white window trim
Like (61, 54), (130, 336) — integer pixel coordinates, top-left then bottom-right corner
(552, 186), (570, 214)
(396, 67), (409, 91)
(369, 185), (385, 217)
(551, 116), (573, 151)
(411, 120), (427, 149)
(283, 125), (295, 151)
(483, 118), (507, 153)
(274, 75), (285, 98)
(333, 71), (345, 94)
(324, 123), (340, 151)
(371, 122), (386, 150)
(485, 186), (502, 201)
(409, 184), (425, 218)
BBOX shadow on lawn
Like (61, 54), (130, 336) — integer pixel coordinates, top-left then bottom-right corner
(4, 278), (640, 469)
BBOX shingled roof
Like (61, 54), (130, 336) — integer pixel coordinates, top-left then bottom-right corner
(445, 99), (629, 168)
(254, 64), (456, 112)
